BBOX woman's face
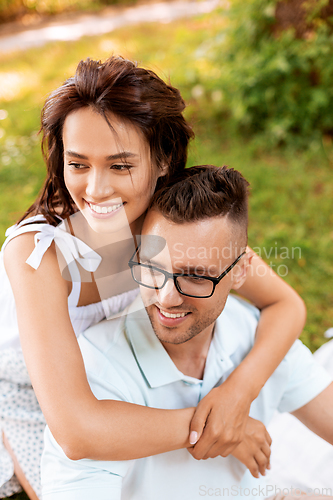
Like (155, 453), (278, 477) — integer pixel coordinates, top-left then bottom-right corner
(63, 107), (164, 234)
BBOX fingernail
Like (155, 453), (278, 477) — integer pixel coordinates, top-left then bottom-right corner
(189, 431), (198, 445)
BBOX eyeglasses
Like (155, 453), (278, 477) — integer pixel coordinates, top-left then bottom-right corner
(128, 248), (246, 299)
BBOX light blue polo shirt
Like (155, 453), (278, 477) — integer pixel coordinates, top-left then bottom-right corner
(41, 295), (332, 500)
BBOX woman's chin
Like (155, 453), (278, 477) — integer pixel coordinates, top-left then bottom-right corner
(81, 207), (132, 236)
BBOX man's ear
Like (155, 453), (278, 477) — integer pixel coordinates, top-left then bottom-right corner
(231, 250), (252, 290)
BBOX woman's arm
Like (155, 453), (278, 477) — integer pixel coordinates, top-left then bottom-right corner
(229, 247), (306, 398)
(4, 233), (194, 461)
(189, 248), (306, 461)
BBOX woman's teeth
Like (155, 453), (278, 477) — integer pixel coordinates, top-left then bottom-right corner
(160, 309), (188, 319)
(89, 202), (122, 214)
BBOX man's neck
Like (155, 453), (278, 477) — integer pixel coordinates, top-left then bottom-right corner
(161, 323), (215, 380)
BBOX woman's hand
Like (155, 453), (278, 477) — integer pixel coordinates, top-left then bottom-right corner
(187, 377), (252, 460)
(188, 404), (271, 479)
(231, 417), (272, 478)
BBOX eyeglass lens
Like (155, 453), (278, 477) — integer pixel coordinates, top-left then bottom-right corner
(132, 264), (214, 297)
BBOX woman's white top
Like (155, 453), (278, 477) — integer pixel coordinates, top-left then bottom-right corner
(0, 215), (138, 351)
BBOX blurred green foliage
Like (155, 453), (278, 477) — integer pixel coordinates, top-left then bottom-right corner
(0, 0), (136, 21)
(191, 0), (333, 148)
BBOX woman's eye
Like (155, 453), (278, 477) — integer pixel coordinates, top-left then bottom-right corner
(68, 162), (86, 170)
(111, 164), (132, 171)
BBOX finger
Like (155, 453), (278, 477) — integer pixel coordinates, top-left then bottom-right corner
(218, 441), (239, 458)
(194, 421), (242, 459)
(254, 450), (269, 476)
(189, 424), (220, 460)
(190, 409), (223, 459)
(265, 430), (272, 446)
(189, 404), (212, 444)
(245, 457), (259, 479)
(201, 439), (239, 460)
(261, 443), (271, 471)
(265, 429), (272, 446)
(187, 446), (210, 461)
(261, 442), (271, 461)
(189, 438), (216, 460)
(201, 442), (221, 460)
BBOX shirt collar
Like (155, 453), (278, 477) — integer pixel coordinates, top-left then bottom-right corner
(124, 294), (243, 389)
(212, 295), (243, 359)
(125, 296), (182, 388)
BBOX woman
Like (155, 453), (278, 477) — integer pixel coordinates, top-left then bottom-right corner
(0, 56), (306, 500)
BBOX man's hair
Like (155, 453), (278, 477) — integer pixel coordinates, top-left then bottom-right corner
(150, 165), (249, 241)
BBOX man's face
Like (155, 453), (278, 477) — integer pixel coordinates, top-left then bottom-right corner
(139, 210), (247, 345)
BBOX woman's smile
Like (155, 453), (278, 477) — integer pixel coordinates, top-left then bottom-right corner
(85, 200), (125, 217)
(63, 107), (163, 234)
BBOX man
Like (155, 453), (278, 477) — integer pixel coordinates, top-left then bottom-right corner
(41, 166), (333, 500)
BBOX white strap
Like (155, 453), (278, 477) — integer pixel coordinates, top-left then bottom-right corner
(68, 280), (81, 309)
(14, 222), (102, 274)
(3, 215), (50, 251)
(3, 216), (102, 308)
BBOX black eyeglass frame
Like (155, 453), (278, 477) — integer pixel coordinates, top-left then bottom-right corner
(128, 248), (246, 299)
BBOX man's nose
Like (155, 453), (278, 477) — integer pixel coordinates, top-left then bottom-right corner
(157, 278), (184, 308)
(86, 168), (114, 200)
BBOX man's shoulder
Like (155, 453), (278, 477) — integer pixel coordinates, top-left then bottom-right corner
(223, 294), (260, 321)
(80, 294), (145, 346)
(79, 314), (125, 350)
(216, 295), (260, 340)
(77, 314), (127, 383)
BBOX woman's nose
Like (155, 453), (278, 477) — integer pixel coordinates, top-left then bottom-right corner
(85, 168), (114, 201)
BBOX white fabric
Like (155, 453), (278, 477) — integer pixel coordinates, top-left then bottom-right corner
(0, 215), (139, 350)
(266, 339), (333, 493)
(41, 295), (332, 500)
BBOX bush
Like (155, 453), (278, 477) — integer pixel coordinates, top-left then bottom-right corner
(198, 0), (333, 148)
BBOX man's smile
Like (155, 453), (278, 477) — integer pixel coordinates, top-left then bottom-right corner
(154, 304), (192, 327)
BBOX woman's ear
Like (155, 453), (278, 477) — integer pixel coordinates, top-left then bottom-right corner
(231, 251), (253, 290)
(158, 163), (169, 178)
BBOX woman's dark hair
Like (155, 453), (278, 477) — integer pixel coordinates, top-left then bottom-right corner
(21, 56), (194, 225)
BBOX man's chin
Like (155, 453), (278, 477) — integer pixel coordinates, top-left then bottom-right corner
(146, 306), (196, 345)
(152, 326), (194, 345)
(145, 305), (192, 344)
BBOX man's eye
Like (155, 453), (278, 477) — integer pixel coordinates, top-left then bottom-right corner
(183, 276), (207, 284)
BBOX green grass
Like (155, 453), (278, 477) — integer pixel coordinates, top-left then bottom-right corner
(0, 9), (333, 499)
